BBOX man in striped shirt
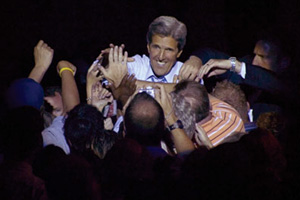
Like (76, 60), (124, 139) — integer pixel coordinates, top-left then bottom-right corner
(171, 80), (245, 148)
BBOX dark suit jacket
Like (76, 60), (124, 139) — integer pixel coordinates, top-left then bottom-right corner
(192, 48), (287, 121)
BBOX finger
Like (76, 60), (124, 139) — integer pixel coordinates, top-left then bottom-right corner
(127, 73), (135, 82)
(123, 51), (128, 64)
(88, 61), (98, 73)
(118, 46), (123, 62)
(127, 57), (135, 62)
(36, 40), (44, 48)
(189, 73), (197, 81)
(99, 66), (108, 78)
(154, 85), (161, 102)
(178, 63), (186, 75)
(121, 73), (129, 85)
(173, 74), (178, 83)
(108, 47), (113, 63)
(128, 77), (137, 88)
(113, 46), (118, 62)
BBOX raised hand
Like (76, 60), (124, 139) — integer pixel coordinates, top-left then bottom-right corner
(34, 40), (54, 70)
(109, 73), (137, 108)
(29, 40), (54, 83)
(100, 46), (128, 88)
(195, 58), (242, 82)
(90, 81), (113, 112)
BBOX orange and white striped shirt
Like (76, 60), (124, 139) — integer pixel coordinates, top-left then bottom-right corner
(195, 96), (245, 147)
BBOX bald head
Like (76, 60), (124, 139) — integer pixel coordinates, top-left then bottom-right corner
(124, 92), (165, 146)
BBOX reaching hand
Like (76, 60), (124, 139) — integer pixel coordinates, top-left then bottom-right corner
(109, 73), (137, 107)
(179, 56), (202, 81)
(195, 58), (241, 82)
(29, 40), (54, 83)
(154, 84), (173, 118)
(100, 46), (128, 88)
(34, 40), (54, 70)
(194, 124), (213, 149)
(100, 43), (135, 62)
(86, 58), (103, 98)
(90, 81), (113, 112)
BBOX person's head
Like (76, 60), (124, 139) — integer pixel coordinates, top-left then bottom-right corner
(171, 80), (210, 138)
(64, 103), (105, 155)
(211, 80), (249, 123)
(124, 92), (165, 146)
(5, 78), (44, 110)
(146, 16), (187, 77)
(252, 33), (291, 73)
(91, 130), (118, 159)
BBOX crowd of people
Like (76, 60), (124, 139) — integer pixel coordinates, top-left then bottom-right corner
(0, 15), (299, 200)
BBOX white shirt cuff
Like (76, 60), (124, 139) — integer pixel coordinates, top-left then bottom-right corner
(240, 62), (246, 79)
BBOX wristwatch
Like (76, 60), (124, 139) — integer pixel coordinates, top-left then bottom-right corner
(167, 120), (184, 131)
(229, 57), (236, 72)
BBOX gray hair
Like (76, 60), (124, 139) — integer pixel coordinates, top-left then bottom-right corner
(171, 92), (196, 138)
(146, 16), (187, 51)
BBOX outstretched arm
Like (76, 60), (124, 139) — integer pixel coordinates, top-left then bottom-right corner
(179, 55), (203, 81)
(154, 84), (195, 155)
(28, 40), (54, 83)
(56, 60), (80, 114)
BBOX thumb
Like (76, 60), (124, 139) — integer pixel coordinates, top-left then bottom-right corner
(173, 74), (178, 83)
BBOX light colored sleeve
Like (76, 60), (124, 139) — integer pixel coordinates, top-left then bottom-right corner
(41, 116), (70, 154)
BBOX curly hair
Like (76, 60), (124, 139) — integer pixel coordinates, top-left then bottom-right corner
(211, 80), (249, 122)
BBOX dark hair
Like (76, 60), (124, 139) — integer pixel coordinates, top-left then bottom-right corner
(124, 92), (165, 146)
(64, 103), (105, 154)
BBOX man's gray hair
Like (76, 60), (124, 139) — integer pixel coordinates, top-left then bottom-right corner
(146, 16), (187, 51)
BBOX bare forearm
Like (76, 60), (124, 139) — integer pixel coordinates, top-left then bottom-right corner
(166, 114), (195, 155)
(61, 72), (80, 113)
(28, 64), (48, 83)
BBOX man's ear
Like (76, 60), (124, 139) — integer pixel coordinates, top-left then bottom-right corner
(177, 50), (183, 58)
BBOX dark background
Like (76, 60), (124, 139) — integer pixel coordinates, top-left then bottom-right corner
(0, 0), (299, 97)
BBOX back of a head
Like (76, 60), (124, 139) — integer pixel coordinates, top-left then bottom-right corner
(64, 103), (105, 154)
(211, 80), (249, 122)
(146, 15), (187, 51)
(5, 78), (44, 110)
(171, 80), (210, 137)
(124, 92), (165, 146)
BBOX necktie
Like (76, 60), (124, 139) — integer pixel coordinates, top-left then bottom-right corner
(148, 75), (167, 83)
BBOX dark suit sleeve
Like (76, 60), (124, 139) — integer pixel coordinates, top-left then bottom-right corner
(192, 48), (284, 95)
(241, 64), (284, 94)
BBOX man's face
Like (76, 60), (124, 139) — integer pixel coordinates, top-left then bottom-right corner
(252, 40), (276, 72)
(147, 35), (182, 77)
